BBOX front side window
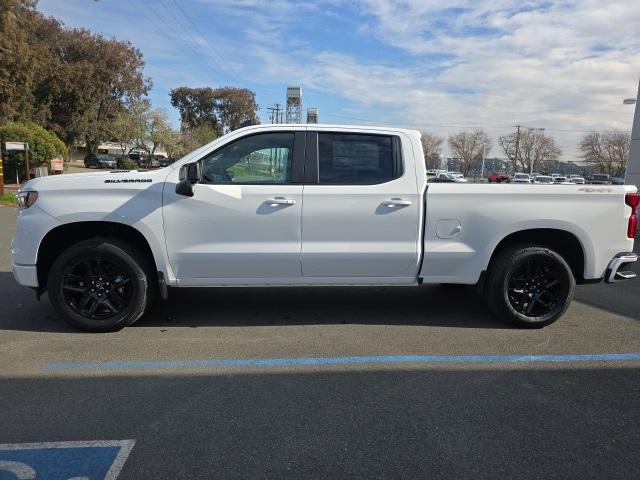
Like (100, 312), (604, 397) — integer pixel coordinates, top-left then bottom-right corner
(201, 132), (294, 184)
(317, 133), (399, 184)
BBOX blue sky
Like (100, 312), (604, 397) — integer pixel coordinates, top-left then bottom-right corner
(38, 0), (640, 159)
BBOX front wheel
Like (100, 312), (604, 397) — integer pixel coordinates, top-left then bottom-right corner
(484, 245), (575, 328)
(48, 238), (153, 332)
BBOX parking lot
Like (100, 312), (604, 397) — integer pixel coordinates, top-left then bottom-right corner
(1, 205), (639, 478)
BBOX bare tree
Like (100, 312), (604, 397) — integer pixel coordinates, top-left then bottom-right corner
(448, 129), (491, 176)
(579, 130), (630, 177)
(420, 132), (444, 169)
(499, 129), (562, 173)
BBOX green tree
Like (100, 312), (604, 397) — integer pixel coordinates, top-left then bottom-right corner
(169, 86), (220, 134)
(191, 124), (218, 149)
(0, 1), (48, 122)
(0, 122), (66, 180)
(169, 86), (259, 136)
(213, 87), (259, 132)
(0, 1), (150, 151)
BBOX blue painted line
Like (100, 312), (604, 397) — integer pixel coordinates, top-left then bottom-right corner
(42, 353), (640, 372)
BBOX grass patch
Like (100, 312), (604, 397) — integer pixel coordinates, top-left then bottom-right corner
(0, 192), (17, 206)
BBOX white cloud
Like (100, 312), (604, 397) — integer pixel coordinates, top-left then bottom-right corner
(231, 0), (640, 158)
(39, 0), (640, 160)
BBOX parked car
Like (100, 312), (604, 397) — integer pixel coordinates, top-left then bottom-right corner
(426, 169), (447, 179)
(611, 177), (625, 185)
(428, 176), (456, 183)
(533, 175), (553, 184)
(150, 156), (171, 168)
(84, 153), (117, 169)
(488, 172), (511, 183)
(570, 176), (586, 184)
(435, 172), (468, 183)
(127, 150), (150, 166)
(447, 172), (468, 183)
(12, 124), (638, 332)
(589, 174), (610, 185)
(511, 173), (531, 184)
(552, 176), (574, 185)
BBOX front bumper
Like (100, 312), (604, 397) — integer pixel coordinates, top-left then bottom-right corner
(605, 252), (638, 283)
(12, 261), (39, 287)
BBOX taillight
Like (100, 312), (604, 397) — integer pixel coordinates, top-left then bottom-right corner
(626, 193), (639, 238)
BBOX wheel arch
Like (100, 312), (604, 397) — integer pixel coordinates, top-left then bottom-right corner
(36, 221), (160, 289)
(486, 228), (587, 283)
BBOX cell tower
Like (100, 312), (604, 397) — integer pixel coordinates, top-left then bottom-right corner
(285, 86), (302, 124)
(306, 107), (318, 124)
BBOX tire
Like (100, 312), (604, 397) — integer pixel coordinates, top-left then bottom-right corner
(484, 245), (575, 328)
(47, 238), (153, 332)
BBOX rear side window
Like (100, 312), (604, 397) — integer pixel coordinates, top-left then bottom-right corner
(317, 133), (401, 184)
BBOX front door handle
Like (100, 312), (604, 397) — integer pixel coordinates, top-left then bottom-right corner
(384, 198), (413, 207)
(266, 197), (296, 206)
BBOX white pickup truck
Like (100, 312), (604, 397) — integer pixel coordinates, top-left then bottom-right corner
(11, 124), (639, 331)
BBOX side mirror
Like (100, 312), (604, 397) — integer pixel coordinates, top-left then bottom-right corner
(176, 162), (201, 197)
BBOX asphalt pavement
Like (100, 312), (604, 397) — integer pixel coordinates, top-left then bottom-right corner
(1, 205), (639, 479)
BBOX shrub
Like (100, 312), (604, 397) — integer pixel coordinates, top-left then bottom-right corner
(0, 122), (66, 180)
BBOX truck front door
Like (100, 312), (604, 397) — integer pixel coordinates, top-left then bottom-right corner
(163, 130), (305, 283)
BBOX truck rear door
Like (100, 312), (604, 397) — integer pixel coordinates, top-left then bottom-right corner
(300, 129), (421, 280)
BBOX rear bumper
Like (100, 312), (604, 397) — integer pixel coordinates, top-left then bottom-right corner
(605, 252), (638, 283)
(12, 261), (38, 288)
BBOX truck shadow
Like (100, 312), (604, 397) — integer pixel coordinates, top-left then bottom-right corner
(0, 271), (511, 331)
(140, 284), (508, 329)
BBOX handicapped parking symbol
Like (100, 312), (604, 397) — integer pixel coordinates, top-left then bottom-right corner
(0, 440), (134, 480)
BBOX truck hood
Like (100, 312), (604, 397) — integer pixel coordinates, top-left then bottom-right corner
(21, 168), (168, 192)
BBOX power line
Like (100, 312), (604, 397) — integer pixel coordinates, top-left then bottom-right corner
(318, 112), (611, 133)
(165, 0), (245, 84)
(139, 0), (227, 82)
(156, 0), (228, 75)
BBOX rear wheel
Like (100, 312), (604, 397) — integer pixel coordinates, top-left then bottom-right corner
(48, 238), (153, 332)
(485, 245), (575, 328)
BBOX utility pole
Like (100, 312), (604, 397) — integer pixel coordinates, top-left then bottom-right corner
(0, 144), (4, 196)
(268, 103), (282, 124)
(24, 142), (30, 181)
(514, 125), (521, 173)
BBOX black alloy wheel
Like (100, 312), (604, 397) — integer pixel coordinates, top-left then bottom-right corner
(62, 257), (132, 320)
(48, 238), (153, 332)
(485, 245), (575, 328)
(506, 258), (566, 317)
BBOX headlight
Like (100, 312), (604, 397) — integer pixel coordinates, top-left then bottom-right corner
(17, 190), (38, 209)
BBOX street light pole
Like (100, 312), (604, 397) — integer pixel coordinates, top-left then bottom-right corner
(624, 77), (640, 188)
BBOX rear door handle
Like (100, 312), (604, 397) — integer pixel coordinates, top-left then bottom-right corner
(384, 198), (413, 207)
(266, 197), (296, 206)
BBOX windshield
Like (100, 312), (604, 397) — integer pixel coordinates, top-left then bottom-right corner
(536, 176), (552, 183)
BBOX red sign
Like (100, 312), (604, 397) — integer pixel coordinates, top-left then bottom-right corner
(51, 157), (64, 172)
